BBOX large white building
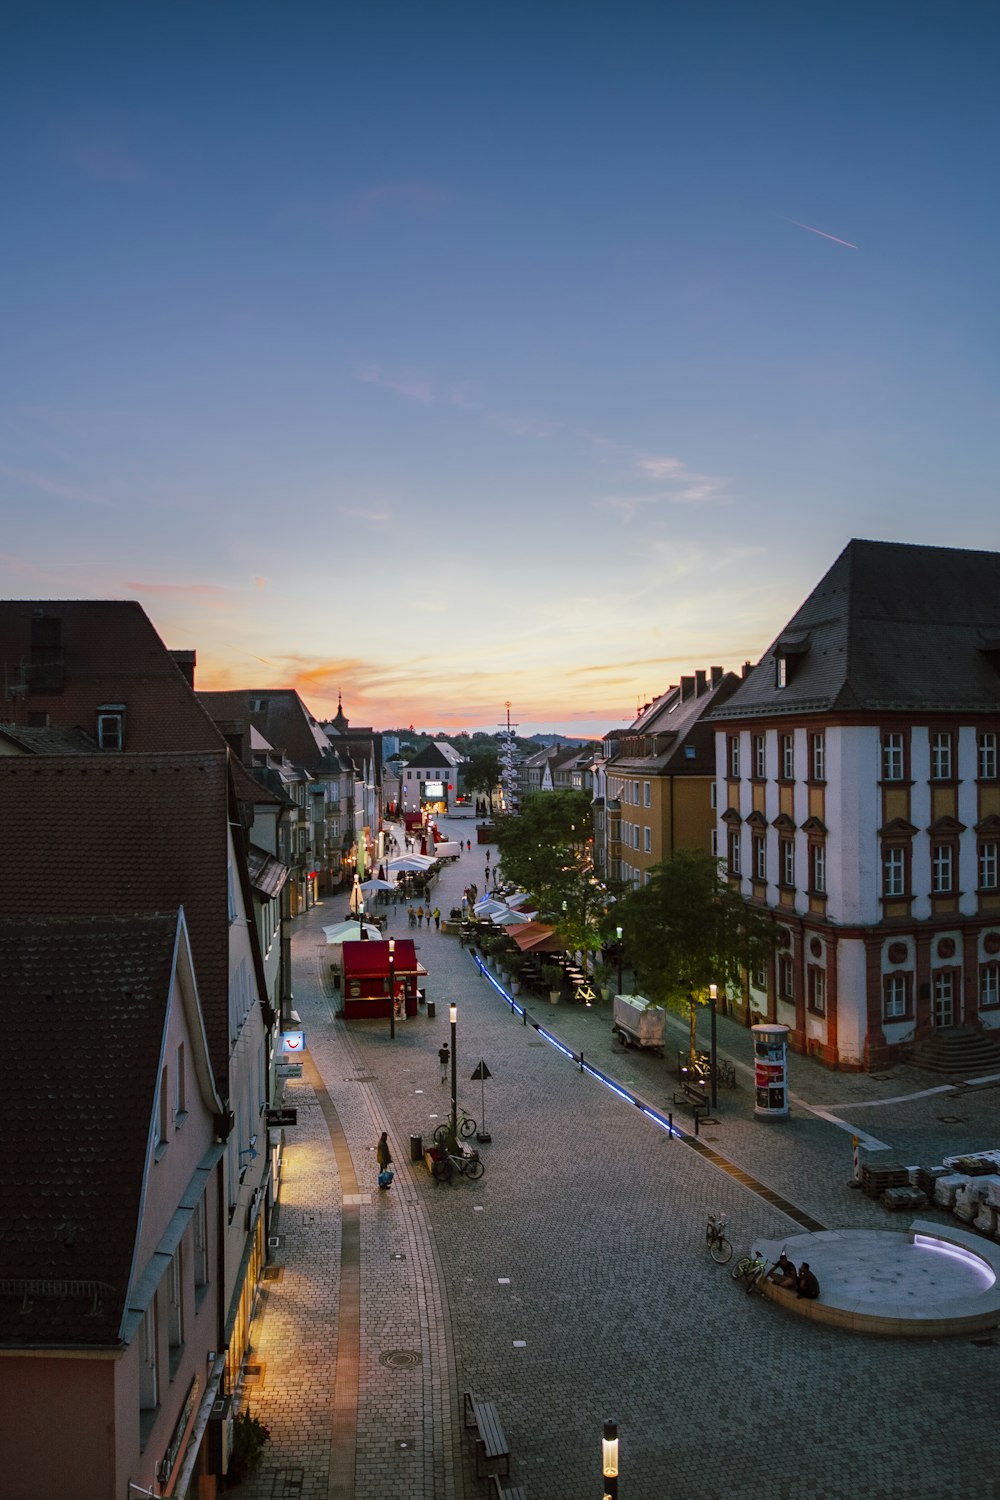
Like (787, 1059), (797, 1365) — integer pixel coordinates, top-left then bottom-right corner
(707, 539), (1000, 1071)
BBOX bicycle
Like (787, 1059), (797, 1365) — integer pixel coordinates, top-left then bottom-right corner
(706, 1212), (733, 1264)
(432, 1145), (485, 1184)
(433, 1108), (477, 1146)
(731, 1252), (770, 1294)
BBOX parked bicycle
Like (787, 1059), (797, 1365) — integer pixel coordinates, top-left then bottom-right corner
(731, 1251), (770, 1294)
(684, 1051), (738, 1089)
(705, 1212), (733, 1264)
(433, 1108), (477, 1145)
(432, 1145), (485, 1184)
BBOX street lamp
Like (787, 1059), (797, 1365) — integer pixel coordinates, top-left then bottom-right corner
(709, 982), (718, 1110)
(388, 937), (396, 1041)
(616, 926), (623, 996)
(602, 1420), (619, 1500)
(449, 1003), (458, 1145)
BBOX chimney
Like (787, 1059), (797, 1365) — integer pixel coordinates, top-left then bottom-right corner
(680, 675), (695, 700)
(170, 649), (197, 689)
(695, 669), (707, 695)
(742, 660), (753, 679)
(710, 665), (723, 687)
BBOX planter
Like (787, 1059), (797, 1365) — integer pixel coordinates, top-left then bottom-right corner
(511, 980), (521, 996)
(549, 991), (560, 1005)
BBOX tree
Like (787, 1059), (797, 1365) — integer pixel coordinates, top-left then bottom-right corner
(463, 749), (501, 812)
(616, 848), (778, 1057)
(491, 790), (593, 910)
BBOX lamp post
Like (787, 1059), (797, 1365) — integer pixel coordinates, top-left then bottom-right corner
(602, 1420), (619, 1500)
(616, 925), (623, 997)
(449, 1003), (458, 1145)
(388, 937), (396, 1041)
(709, 982), (718, 1110)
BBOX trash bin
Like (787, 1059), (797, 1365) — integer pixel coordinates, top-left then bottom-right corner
(410, 1134), (423, 1162)
(426, 1000), (436, 1019)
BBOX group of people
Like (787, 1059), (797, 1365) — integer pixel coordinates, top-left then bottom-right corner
(769, 1252), (820, 1299)
(407, 904), (441, 929)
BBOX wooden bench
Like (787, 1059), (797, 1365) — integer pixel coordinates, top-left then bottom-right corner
(463, 1391), (511, 1480)
(673, 1077), (710, 1118)
(491, 1476), (527, 1500)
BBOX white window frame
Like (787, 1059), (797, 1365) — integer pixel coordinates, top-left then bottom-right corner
(782, 839), (794, 887)
(753, 735), (766, 779)
(810, 732), (826, 782)
(754, 834), (766, 881)
(728, 831), (741, 875)
(931, 844), (953, 894)
(643, 826), (651, 853)
(882, 732), (904, 781)
(884, 973), (908, 1019)
(140, 1304), (159, 1410)
(979, 841), (998, 891)
(729, 737), (740, 778)
(883, 846), (905, 898)
(981, 964), (1000, 1009)
(980, 732), (998, 781)
(808, 966), (826, 1015)
(781, 734), (794, 780)
(643, 781), (651, 808)
(930, 731), (953, 781)
(811, 843), (826, 894)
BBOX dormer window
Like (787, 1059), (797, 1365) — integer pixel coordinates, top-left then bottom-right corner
(96, 704), (125, 751)
(775, 657), (787, 689)
(774, 630), (810, 689)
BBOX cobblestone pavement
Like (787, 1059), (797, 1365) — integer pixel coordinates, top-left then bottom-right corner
(241, 813), (1000, 1500)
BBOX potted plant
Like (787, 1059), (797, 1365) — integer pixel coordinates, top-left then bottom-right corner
(506, 952), (524, 994)
(227, 1405), (272, 1485)
(592, 961), (614, 1002)
(541, 962), (563, 1004)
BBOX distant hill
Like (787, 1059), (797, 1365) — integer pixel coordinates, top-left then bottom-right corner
(525, 733), (595, 748)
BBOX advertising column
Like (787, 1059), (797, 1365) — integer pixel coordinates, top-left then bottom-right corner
(752, 1023), (790, 1119)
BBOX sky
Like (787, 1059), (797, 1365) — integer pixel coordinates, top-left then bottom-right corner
(2, 3), (999, 736)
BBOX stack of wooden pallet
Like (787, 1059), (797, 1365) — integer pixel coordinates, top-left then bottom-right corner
(861, 1163), (909, 1200)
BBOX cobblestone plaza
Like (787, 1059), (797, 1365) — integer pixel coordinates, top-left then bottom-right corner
(241, 817), (1000, 1500)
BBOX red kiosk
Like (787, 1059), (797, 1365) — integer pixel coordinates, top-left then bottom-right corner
(340, 939), (423, 1020)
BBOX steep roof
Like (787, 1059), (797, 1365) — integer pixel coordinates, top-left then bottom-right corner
(0, 600), (229, 751)
(403, 741), (461, 770)
(0, 722), (98, 754)
(706, 539), (1000, 722)
(0, 913), (178, 1346)
(0, 752), (235, 1081)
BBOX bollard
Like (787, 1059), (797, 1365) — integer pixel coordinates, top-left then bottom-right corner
(668, 1112), (673, 1138)
(426, 1000), (436, 1019)
(694, 1110), (700, 1137)
(579, 1051), (584, 1073)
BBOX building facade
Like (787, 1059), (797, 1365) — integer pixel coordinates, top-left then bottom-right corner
(707, 539), (1000, 1069)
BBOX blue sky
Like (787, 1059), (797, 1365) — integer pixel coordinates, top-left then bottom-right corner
(2, 3), (998, 733)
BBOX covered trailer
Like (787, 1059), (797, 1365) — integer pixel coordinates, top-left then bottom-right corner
(612, 994), (666, 1054)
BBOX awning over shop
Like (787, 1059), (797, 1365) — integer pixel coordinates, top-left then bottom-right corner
(510, 922), (562, 953)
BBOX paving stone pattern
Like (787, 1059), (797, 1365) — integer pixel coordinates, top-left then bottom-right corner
(241, 815), (1000, 1500)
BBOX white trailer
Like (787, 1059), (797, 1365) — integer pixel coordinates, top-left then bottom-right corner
(612, 994), (666, 1054)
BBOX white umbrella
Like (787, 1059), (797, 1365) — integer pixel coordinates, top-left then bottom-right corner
(360, 878), (396, 893)
(323, 921), (383, 945)
(491, 907), (533, 925)
(388, 854), (437, 872)
(474, 899), (506, 917)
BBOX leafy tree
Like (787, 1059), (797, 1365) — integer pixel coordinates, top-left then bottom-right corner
(491, 790), (593, 910)
(549, 866), (612, 977)
(617, 848), (778, 1057)
(463, 749), (501, 812)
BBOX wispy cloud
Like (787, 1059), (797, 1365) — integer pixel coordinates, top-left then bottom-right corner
(354, 364), (555, 439)
(337, 505), (393, 524)
(783, 216), (857, 250)
(0, 462), (113, 507)
(637, 455), (685, 478)
(343, 178), (447, 224)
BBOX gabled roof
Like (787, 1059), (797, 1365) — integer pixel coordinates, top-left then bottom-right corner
(0, 751), (238, 1083)
(0, 913), (179, 1346)
(706, 539), (1000, 722)
(608, 672), (741, 775)
(403, 741), (462, 770)
(0, 601), (229, 752)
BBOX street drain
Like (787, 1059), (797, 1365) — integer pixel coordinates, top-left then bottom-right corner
(262, 1265), (284, 1282)
(379, 1349), (421, 1368)
(938, 1115), (964, 1123)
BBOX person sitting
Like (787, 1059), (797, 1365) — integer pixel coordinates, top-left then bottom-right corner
(767, 1251), (798, 1289)
(796, 1262), (820, 1299)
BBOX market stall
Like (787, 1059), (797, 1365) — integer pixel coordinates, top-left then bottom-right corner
(340, 938), (425, 1020)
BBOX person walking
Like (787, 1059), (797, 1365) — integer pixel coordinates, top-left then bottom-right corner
(432, 906), (441, 930)
(416, 904), (424, 927)
(466, 839), (471, 852)
(376, 1131), (393, 1189)
(407, 905), (416, 928)
(438, 1041), (450, 1084)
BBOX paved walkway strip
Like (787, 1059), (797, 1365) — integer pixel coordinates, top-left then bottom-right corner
(303, 1053), (360, 1500)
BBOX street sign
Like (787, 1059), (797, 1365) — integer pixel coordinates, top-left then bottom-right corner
(276, 1063), (303, 1078)
(471, 1060), (492, 1080)
(266, 1108), (298, 1127)
(281, 1030), (306, 1054)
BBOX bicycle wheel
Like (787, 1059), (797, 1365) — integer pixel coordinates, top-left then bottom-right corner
(433, 1123), (455, 1147)
(731, 1258), (753, 1281)
(432, 1158), (453, 1184)
(710, 1234), (733, 1265)
(465, 1158), (485, 1179)
(459, 1115), (477, 1139)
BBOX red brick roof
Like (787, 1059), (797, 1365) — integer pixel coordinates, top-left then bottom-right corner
(0, 751), (235, 1082)
(342, 938), (417, 977)
(0, 912), (178, 1346)
(0, 600), (230, 752)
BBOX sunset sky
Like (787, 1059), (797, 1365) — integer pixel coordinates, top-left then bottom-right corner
(3, 5), (998, 735)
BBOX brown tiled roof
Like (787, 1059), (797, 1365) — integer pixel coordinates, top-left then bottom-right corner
(706, 539), (1000, 722)
(0, 601), (231, 752)
(0, 752), (234, 1082)
(0, 913), (178, 1346)
(0, 723), (97, 754)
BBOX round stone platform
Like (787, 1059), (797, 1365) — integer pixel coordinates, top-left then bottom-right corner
(752, 1219), (1000, 1336)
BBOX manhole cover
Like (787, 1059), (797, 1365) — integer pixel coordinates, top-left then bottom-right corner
(379, 1349), (422, 1368)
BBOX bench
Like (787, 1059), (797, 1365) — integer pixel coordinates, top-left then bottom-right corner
(491, 1477), (527, 1500)
(673, 1077), (710, 1118)
(463, 1391), (511, 1480)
